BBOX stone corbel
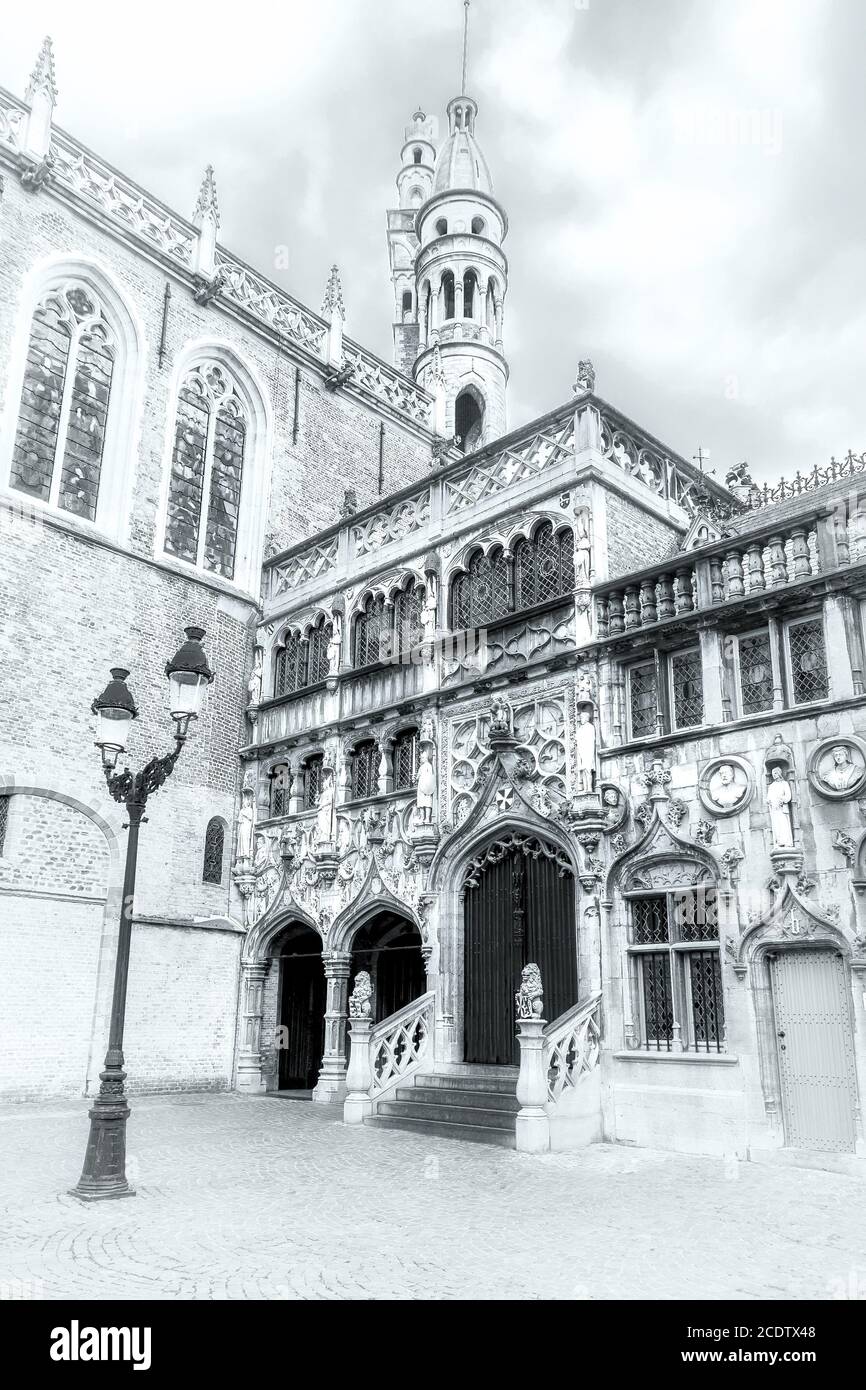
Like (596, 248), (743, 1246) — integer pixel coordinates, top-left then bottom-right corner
(18, 153), (54, 190)
(192, 268), (227, 307)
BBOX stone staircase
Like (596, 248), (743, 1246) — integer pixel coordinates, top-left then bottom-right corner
(364, 1069), (520, 1148)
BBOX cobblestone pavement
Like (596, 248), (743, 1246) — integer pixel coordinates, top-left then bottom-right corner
(0, 1093), (862, 1301)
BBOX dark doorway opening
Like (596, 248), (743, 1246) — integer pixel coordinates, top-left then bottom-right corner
(455, 390), (484, 453)
(351, 911), (426, 1022)
(277, 924), (325, 1090)
(463, 836), (577, 1065)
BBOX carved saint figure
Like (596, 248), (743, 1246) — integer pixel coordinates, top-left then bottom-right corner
(490, 696), (511, 735)
(823, 744), (860, 792)
(348, 970), (373, 1019)
(767, 767), (794, 847)
(575, 705), (597, 794)
(710, 763), (745, 810)
(415, 747), (436, 825)
(574, 511), (592, 584)
(421, 575), (438, 642)
(515, 962), (544, 1020)
(237, 787), (255, 862)
(326, 615), (342, 675)
(246, 647), (263, 707)
(315, 769), (335, 846)
(573, 359), (595, 393)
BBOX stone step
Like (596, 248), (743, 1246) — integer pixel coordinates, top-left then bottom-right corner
(412, 1071), (519, 1095)
(397, 1084), (519, 1113)
(376, 1098), (517, 1130)
(365, 1114), (515, 1148)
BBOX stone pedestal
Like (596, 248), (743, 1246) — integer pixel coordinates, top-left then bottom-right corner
(770, 847), (804, 877)
(343, 1018), (373, 1125)
(515, 1017), (550, 1154)
(313, 950), (351, 1105)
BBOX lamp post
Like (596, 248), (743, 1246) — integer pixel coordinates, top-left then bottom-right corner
(70, 626), (214, 1201)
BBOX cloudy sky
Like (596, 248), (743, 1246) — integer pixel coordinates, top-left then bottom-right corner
(4, 0), (864, 484)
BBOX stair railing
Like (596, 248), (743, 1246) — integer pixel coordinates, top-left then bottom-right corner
(543, 990), (603, 1106)
(344, 990), (435, 1124)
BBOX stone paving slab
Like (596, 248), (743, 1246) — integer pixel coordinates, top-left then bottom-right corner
(0, 1093), (862, 1301)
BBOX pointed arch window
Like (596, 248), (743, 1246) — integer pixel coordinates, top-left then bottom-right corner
(514, 522), (575, 609)
(442, 270), (455, 320)
(394, 728), (421, 790)
(304, 754), (324, 810)
(202, 817), (226, 884)
(350, 741), (378, 801)
(463, 271), (476, 320)
(307, 615), (332, 685)
(269, 762), (291, 819)
(354, 594), (389, 667)
(452, 547), (510, 630)
(393, 580), (424, 655)
(274, 616), (332, 696)
(165, 362), (247, 580)
(10, 282), (116, 522)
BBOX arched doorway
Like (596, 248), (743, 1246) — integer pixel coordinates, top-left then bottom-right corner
(350, 911), (426, 1022)
(462, 833), (577, 1065)
(455, 390), (484, 452)
(276, 923), (325, 1090)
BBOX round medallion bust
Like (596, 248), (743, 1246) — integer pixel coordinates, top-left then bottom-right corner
(807, 736), (866, 800)
(698, 756), (754, 817)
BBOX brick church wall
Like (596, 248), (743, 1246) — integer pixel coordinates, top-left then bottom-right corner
(604, 489), (679, 578)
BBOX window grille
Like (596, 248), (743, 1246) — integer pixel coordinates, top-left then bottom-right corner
(787, 617), (829, 705)
(394, 729), (420, 789)
(350, 742), (378, 801)
(304, 756), (324, 811)
(630, 890), (724, 1052)
(514, 523), (575, 609)
(629, 662), (658, 738)
(202, 818), (225, 884)
(164, 362), (247, 580)
(0, 795), (9, 855)
(738, 628), (774, 714)
(670, 649), (704, 729)
(270, 763), (291, 818)
(453, 548), (510, 629)
(11, 284), (116, 522)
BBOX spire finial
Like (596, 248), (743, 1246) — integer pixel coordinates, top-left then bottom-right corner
(26, 36), (57, 104)
(193, 165), (220, 229)
(461, 1), (470, 96)
(322, 264), (345, 320)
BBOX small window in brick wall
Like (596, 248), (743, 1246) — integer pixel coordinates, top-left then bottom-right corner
(203, 817), (225, 884)
(0, 795), (9, 855)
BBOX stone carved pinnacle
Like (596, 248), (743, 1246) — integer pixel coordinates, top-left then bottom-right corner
(27, 36), (57, 103)
(321, 264), (345, 320)
(193, 165), (220, 229)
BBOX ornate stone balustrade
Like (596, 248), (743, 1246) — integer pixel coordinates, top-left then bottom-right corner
(598, 405), (708, 512)
(442, 603), (574, 686)
(214, 250), (326, 354)
(595, 512), (841, 640)
(544, 991), (602, 1104)
(369, 992), (435, 1098)
(0, 92), (24, 152)
(256, 684), (332, 745)
(341, 657), (426, 718)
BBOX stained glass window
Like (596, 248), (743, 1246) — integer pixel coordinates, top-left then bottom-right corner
(350, 741), (378, 800)
(670, 649), (704, 729)
(514, 523), (575, 609)
(737, 628), (774, 715)
(394, 728), (420, 789)
(10, 283), (116, 522)
(202, 818), (225, 884)
(787, 616), (829, 705)
(452, 547), (510, 629)
(165, 363), (247, 580)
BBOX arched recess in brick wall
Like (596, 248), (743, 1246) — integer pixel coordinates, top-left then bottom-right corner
(154, 338), (274, 596)
(0, 781), (124, 1100)
(0, 253), (146, 544)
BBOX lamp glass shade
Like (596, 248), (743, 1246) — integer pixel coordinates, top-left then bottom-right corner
(168, 670), (207, 721)
(94, 705), (134, 752)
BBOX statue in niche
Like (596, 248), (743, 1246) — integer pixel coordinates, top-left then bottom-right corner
(315, 769), (335, 845)
(327, 613), (342, 675)
(415, 747), (437, 825)
(574, 510), (592, 585)
(709, 763), (746, 810)
(490, 695), (512, 735)
(575, 704), (597, 794)
(767, 767), (794, 848)
(246, 647), (263, 707)
(421, 575), (438, 642)
(421, 711), (437, 746)
(348, 971), (372, 1019)
(236, 787), (255, 863)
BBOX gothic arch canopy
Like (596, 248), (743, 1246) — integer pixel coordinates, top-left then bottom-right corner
(328, 854), (422, 953)
(605, 807), (721, 900)
(242, 899), (319, 965)
(731, 882), (851, 970)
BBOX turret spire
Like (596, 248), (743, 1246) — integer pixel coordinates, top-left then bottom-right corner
(26, 36), (57, 104)
(193, 165), (220, 230)
(461, 1), (470, 97)
(321, 264), (345, 321)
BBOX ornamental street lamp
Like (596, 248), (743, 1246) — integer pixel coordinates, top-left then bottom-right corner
(70, 626), (214, 1201)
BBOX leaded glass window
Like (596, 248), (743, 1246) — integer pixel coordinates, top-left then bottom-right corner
(0, 795), (9, 856)
(354, 595), (389, 667)
(304, 755), (324, 811)
(202, 818), (225, 884)
(165, 362), (247, 580)
(275, 630), (305, 697)
(630, 889), (723, 1053)
(350, 741), (378, 800)
(737, 628), (774, 715)
(452, 547), (510, 629)
(307, 617), (332, 685)
(514, 523), (575, 609)
(786, 616), (829, 705)
(670, 648), (704, 729)
(270, 763), (290, 818)
(10, 283), (116, 522)
(393, 583), (423, 655)
(629, 662), (658, 738)
(394, 729), (420, 790)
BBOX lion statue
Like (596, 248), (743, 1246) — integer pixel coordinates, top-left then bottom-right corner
(348, 970), (373, 1019)
(515, 962), (544, 1020)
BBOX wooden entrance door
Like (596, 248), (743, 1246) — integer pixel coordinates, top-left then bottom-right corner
(463, 838), (577, 1065)
(770, 949), (858, 1153)
(278, 932), (326, 1090)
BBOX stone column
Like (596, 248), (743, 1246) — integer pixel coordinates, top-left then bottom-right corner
(236, 961), (271, 1093)
(515, 1018), (550, 1153)
(343, 1019), (373, 1125)
(313, 950), (352, 1105)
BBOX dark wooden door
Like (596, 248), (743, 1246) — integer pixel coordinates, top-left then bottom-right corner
(375, 945), (427, 1022)
(278, 945), (326, 1089)
(463, 842), (577, 1066)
